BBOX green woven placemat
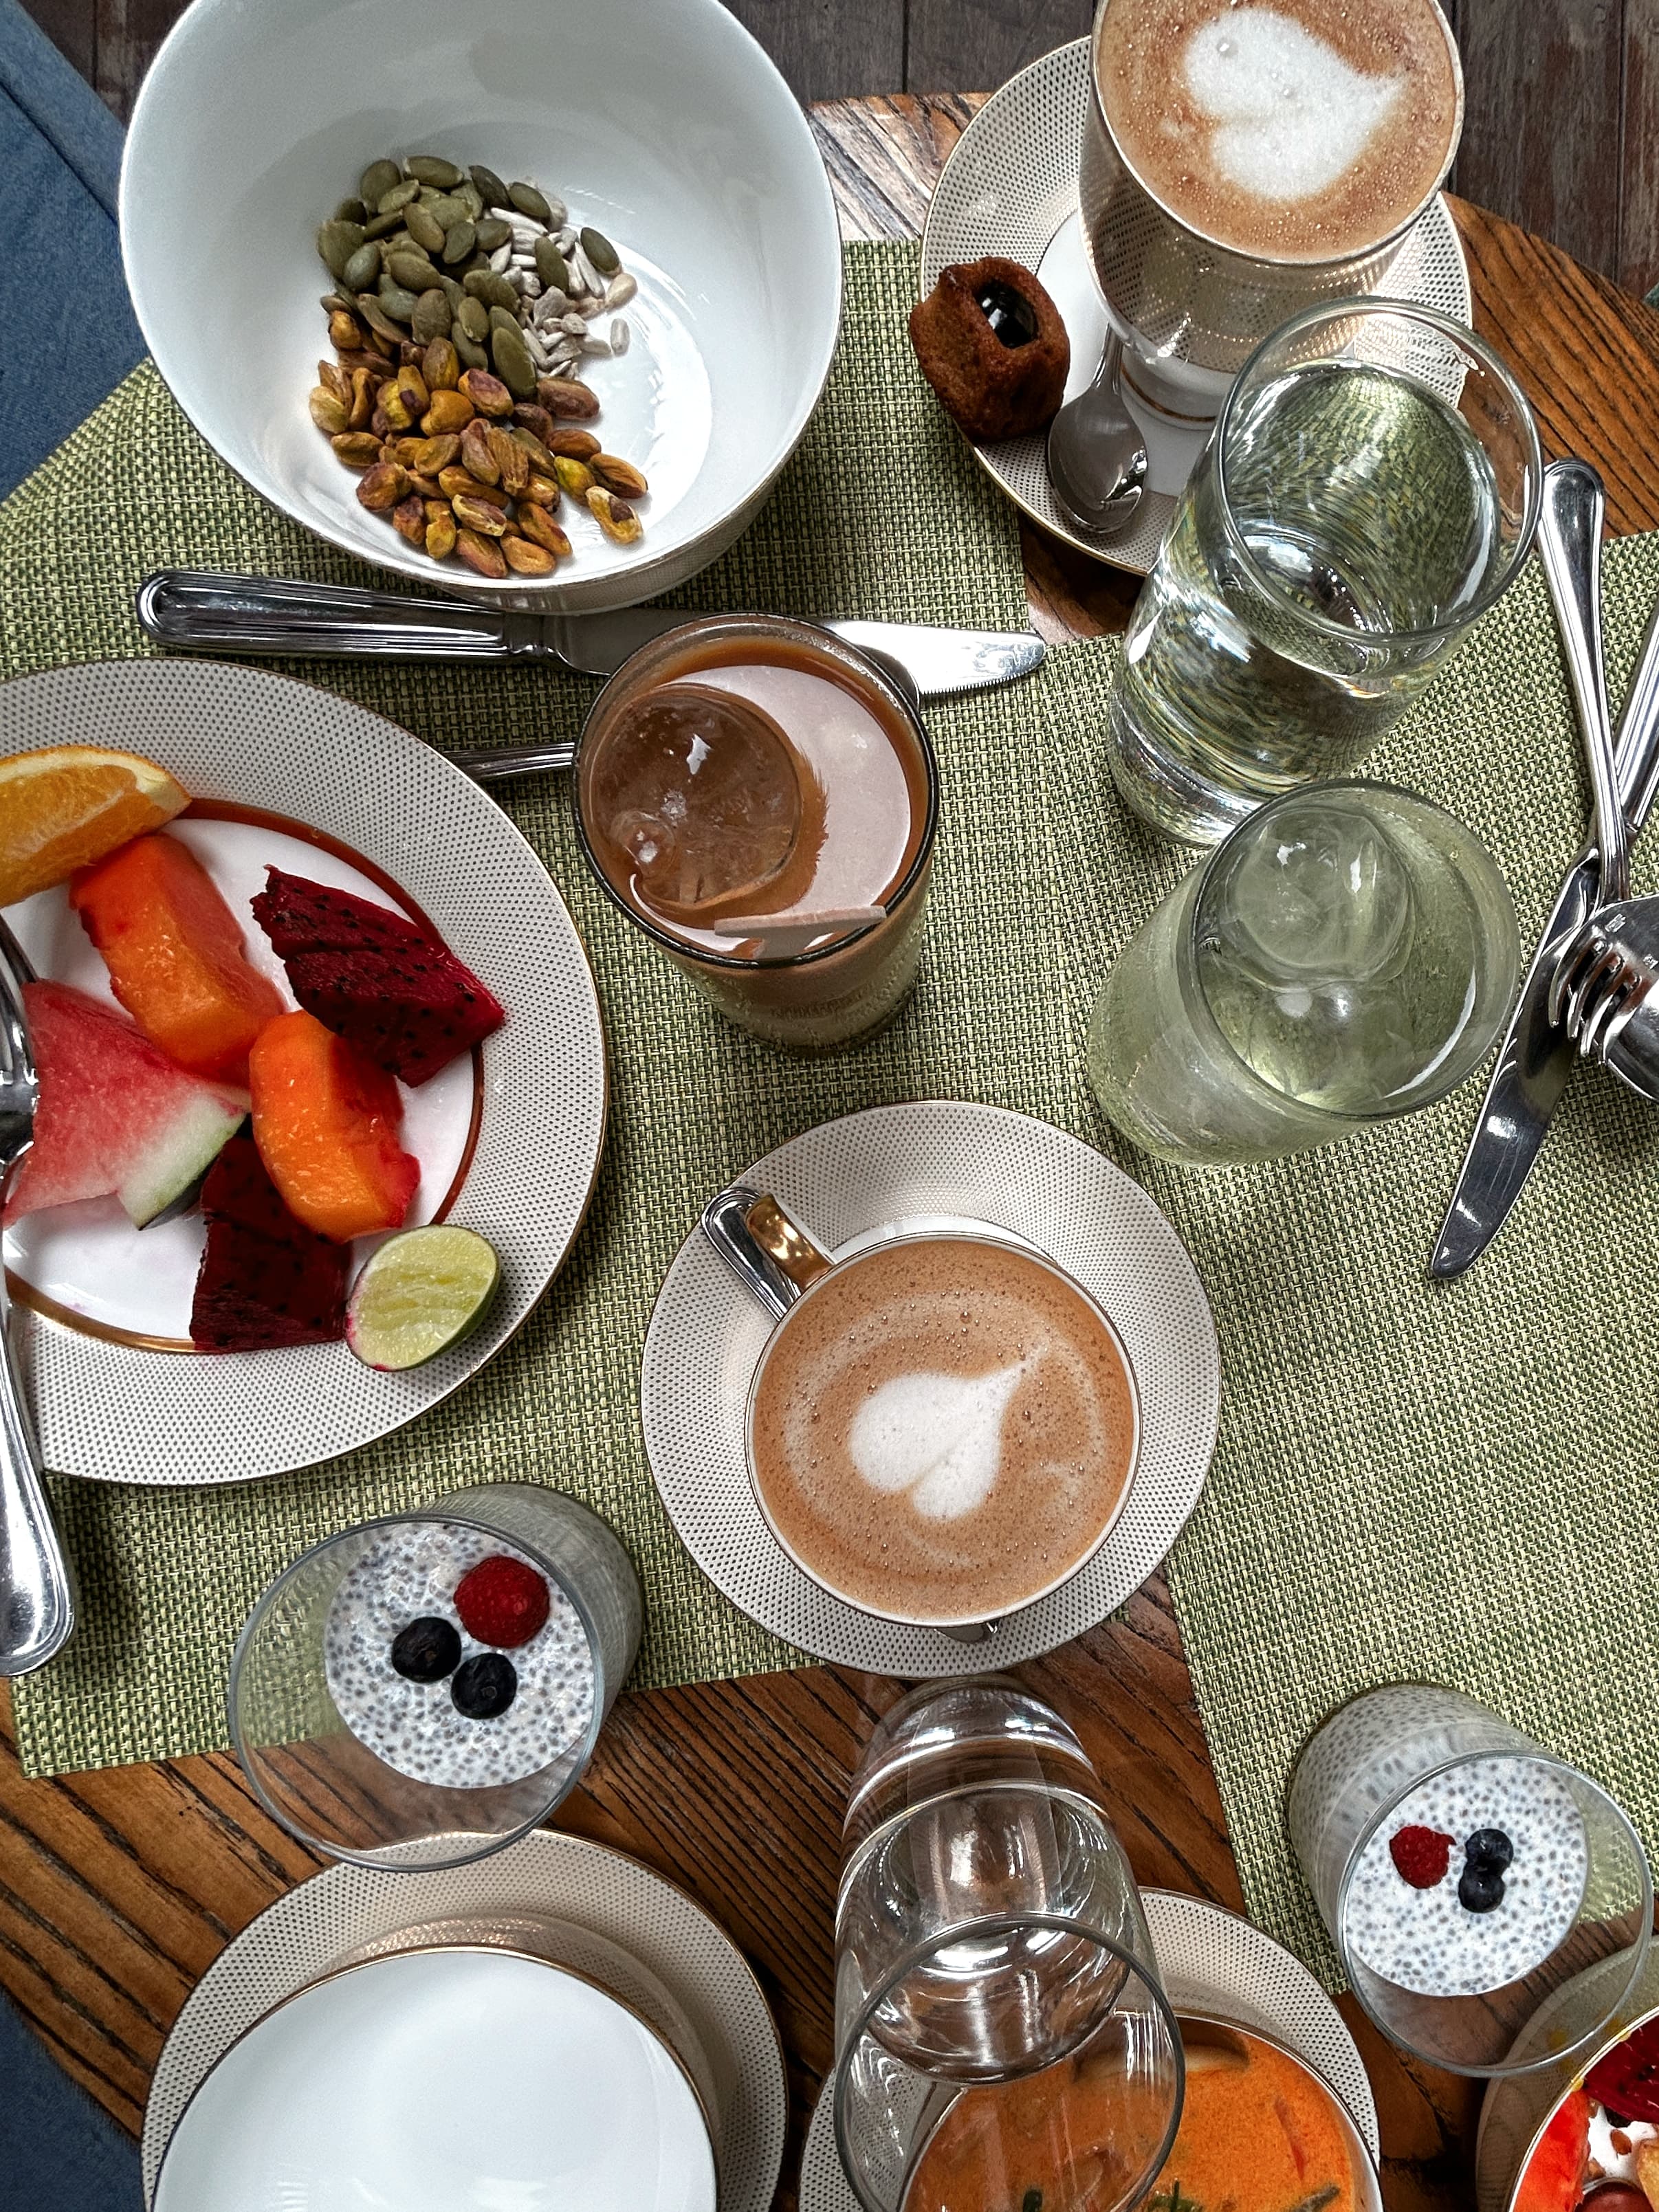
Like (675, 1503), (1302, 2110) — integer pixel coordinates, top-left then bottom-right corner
(1, 236), (1080, 1776)
(1040, 531), (1659, 1982)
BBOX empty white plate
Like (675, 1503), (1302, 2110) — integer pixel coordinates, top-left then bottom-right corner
(153, 1945), (717, 2212)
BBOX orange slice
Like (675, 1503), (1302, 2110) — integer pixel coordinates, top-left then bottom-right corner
(0, 746), (190, 908)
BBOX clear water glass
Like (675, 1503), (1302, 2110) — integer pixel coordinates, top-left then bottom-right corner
(1288, 1685), (1651, 2079)
(230, 1483), (641, 1870)
(1085, 780), (1520, 1168)
(833, 1677), (1182, 2212)
(1107, 299), (1542, 846)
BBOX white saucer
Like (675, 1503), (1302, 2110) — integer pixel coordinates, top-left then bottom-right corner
(141, 1829), (786, 2212)
(798, 1888), (1381, 2211)
(920, 39), (1473, 576)
(639, 1101), (1219, 1674)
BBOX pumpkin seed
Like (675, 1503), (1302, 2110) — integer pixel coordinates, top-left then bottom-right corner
(455, 181), (483, 221)
(407, 155), (463, 188)
(439, 274), (466, 311)
(333, 197), (368, 225)
(470, 164), (511, 210)
(360, 159), (401, 206)
(442, 220), (476, 265)
(377, 278), (418, 322)
(377, 179), (421, 214)
(411, 287), (452, 343)
(457, 297), (490, 342)
(463, 268), (519, 312)
(357, 294), (407, 346)
(474, 216), (512, 253)
(387, 248), (439, 292)
(491, 324), (537, 398)
(488, 304), (520, 337)
(426, 193), (465, 229)
(580, 226), (619, 277)
(316, 219), (365, 277)
(341, 241), (381, 291)
(508, 181), (551, 223)
(404, 203), (445, 254)
(453, 330), (489, 371)
(534, 238), (569, 291)
(363, 210), (406, 241)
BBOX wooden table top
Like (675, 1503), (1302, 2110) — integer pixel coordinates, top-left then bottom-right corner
(6, 87), (1659, 2211)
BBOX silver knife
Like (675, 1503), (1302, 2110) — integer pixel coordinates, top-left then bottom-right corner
(1430, 580), (1659, 1279)
(133, 570), (1046, 704)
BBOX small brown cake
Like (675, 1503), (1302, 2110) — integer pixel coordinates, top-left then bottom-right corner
(908, 257), (1070, 441)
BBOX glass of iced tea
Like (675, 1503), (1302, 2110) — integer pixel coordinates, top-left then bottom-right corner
(573, 615), (939, 1052)
(833, 1678), (1183, 2212)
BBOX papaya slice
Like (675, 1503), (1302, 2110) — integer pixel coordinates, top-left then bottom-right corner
(71, 832), (284, 1083)
(249, 1008), (420, 1242)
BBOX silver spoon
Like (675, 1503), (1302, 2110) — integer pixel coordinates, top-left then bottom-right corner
(1045, 334), (1148, 540)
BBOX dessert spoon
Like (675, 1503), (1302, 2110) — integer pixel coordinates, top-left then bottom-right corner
(1045, 335), (1147, 539)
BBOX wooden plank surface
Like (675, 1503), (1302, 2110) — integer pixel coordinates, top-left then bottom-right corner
(8, 78), (1659, 2212)
(17, 0), (1659, 296)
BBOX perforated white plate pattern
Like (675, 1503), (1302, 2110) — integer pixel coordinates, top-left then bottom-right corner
(799, 1888), (1381, 2211)
(141, 1828), (785, 2211)
(0, 660), (606, 1483)
(640, 1101), (1219, 1673)
(920, 41), (1473, 579)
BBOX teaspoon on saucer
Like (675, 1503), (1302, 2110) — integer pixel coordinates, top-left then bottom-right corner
(1045, 335), (1148, 540)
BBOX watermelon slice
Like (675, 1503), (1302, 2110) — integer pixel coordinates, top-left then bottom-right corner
(250, 867), (504, 1085)
(190, 1135), (349, 1350)
(3, 981), (248, 1230)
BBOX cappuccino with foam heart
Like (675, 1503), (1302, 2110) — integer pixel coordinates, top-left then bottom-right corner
(1095, 0), (1460, 262)
(747, 1237), (1136, 1624)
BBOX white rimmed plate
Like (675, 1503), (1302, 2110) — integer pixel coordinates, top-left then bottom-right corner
(920, 40), (1473, 577)
(120, 0), (842, 610)
(0, 659), (606, 1482)
(799, 1887), (1381, 2211)
(153, 1947), (718, 2212)
(640, 1101), (1220, 1674)
(141, 1829), (787, 2212)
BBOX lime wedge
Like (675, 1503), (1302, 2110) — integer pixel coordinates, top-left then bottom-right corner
(346, 1225), (501, 1371)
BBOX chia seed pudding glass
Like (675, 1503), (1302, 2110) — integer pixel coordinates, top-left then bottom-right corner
(1288, 1685), (1651, 2078)
(230, 1483), (642, 1870)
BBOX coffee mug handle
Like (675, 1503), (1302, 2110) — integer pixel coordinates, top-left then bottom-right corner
(699, 1185), (834, 1320)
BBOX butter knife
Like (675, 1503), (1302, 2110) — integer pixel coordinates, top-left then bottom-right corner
(133, 570), (1046, 703)
(1429, 564), (1659, 1279)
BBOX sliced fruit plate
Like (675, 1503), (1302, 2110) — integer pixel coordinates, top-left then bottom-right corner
(0, 661), (606, 1484)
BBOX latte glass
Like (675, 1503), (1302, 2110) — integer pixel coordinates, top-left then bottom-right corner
(574, 615), (939, 1052)
(1105, 300), (1542, 846)
(1085, 782), (1520, 1168)
(834, 1679), (1182, 2212)
(1288, 1685), (1652, 2079)
(1081, 0), (1464, 422)
(701, 1185), (1140, 1634)
(230, 1482), (641, 1869)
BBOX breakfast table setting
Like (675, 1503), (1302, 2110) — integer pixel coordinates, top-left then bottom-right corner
(6, 0), (1659, 2206)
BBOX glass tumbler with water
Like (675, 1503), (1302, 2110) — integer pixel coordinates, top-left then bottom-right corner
(833, 1677), (1182, 2212)
(1107, 299), (1542, 846)
(1085, 781), (1520, 1168)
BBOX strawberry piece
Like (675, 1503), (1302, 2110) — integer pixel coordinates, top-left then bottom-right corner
(1587, 2018), (1659, 2127)
(454, 1556), (551, 1648)
(249, 1009), (420, 1242)
(190, 1135), (349, 1350)
(251, 868), (503, 1085)
(1389, 1824), (1455, 1889)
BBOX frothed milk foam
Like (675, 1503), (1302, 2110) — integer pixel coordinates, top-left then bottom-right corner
(1097, 0), (1460, 261)
(749, 1239), (1136, 1623)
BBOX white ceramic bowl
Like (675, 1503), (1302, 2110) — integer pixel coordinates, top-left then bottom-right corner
(120, 0), (842, 610)
(153, 1946), (718, 2212)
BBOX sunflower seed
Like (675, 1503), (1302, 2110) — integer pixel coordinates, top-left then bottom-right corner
(490, 244), (512, 274)
(610, 318), (630, 355)
(580, 333), (612, 357)
(604, 272), (637, 309)
(519, 273), (542, 300)
(560, 312), (589, 337)
(523, 327), (551, 368)
(571, 244), (603, 294)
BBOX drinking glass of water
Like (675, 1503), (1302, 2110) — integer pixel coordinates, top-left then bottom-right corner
(1085, 781), (1520, 1168)
(1107, 300), (1542, 846)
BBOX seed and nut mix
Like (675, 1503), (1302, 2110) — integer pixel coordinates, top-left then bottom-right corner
(310, 156), (648, 572)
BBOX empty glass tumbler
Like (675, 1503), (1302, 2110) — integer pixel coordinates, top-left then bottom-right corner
(833, 1677), (1183, 2212)
(1084, 780), (1520, 1168)
(1106, 299), (1542, 846)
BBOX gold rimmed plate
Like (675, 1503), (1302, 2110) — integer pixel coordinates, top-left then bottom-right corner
(0, 659), (606, 1483)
